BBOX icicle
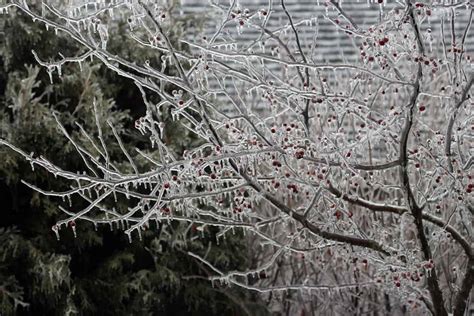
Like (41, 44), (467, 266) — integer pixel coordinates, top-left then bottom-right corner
(125, 185), (130, 199)
(137, 228), (142, 241)
(126, 231), (132, 243)
(47, 66), (54, 84)
(98, 24), (108, 50)
(158, 122), (165, 139)
(52, 225), (60, 240)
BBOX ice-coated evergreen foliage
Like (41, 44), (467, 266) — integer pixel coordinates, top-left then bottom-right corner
(0, 10), (265, 316)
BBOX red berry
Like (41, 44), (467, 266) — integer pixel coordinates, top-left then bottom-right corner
(419, 105), (426, 112)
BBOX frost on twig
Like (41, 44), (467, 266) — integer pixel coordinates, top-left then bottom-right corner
(1, 0), (473, 314)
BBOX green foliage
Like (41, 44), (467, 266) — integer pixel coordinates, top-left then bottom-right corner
(0, 9), (267, 316)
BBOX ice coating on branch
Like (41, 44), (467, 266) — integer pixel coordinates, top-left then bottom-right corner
(1, 0), (473, 313)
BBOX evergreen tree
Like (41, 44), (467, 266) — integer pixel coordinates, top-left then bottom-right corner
(0, 11), (267, 316)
